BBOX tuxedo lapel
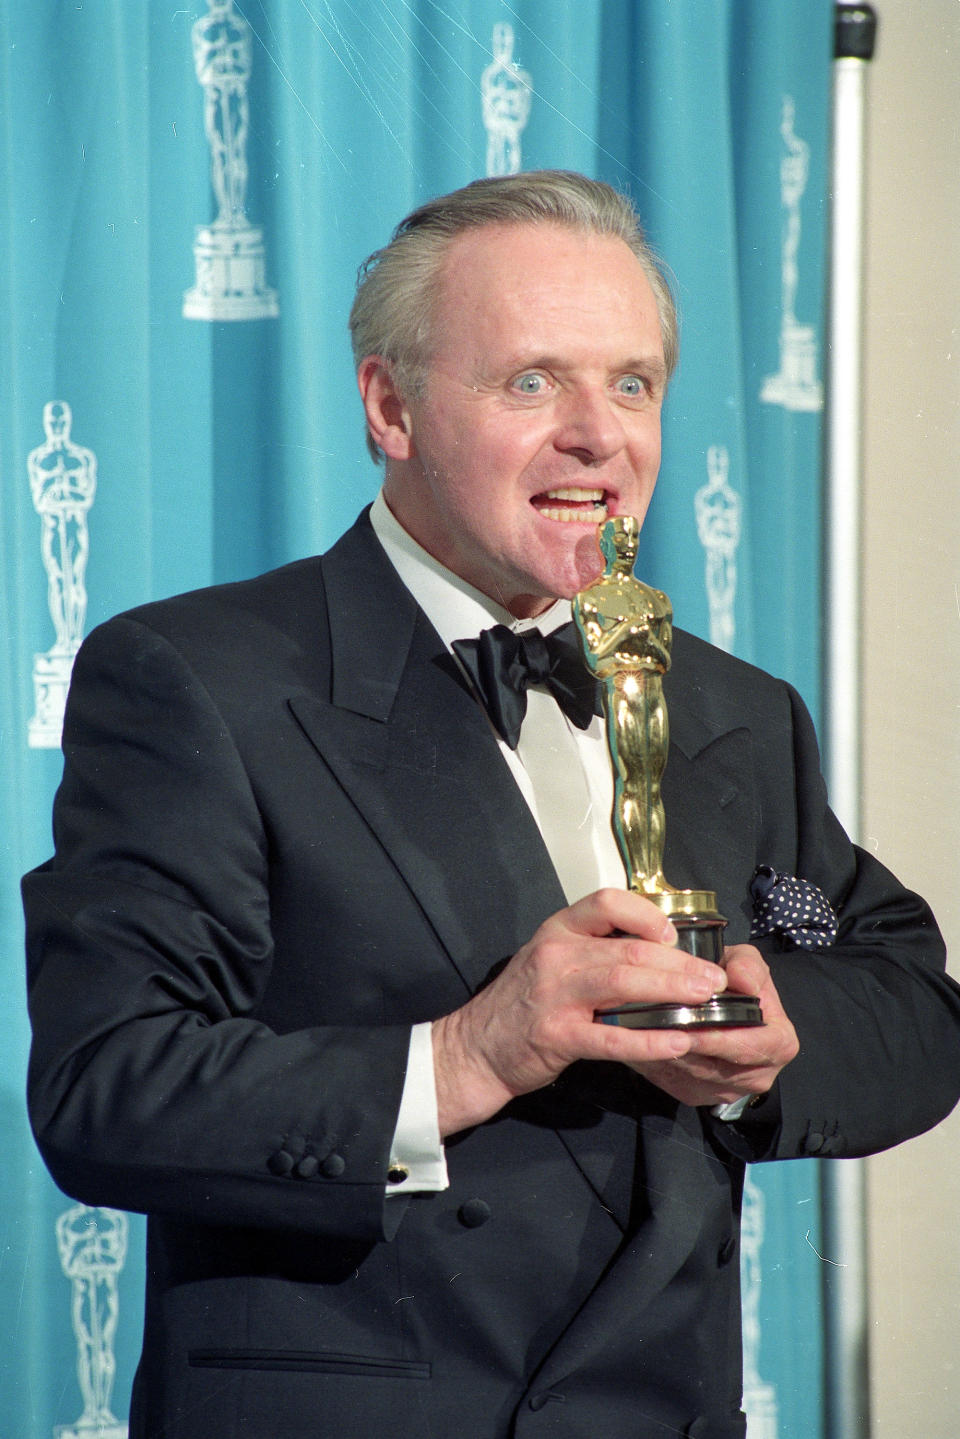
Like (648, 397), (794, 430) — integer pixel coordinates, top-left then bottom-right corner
(290, 514), (565, 999)
(663, 645), (760, 944)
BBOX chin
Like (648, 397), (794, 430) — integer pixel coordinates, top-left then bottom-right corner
(506, 526), (607, 609)
(532, 558), (604, 608)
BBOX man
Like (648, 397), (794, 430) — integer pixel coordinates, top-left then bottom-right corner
(24, 172), (960, 1439)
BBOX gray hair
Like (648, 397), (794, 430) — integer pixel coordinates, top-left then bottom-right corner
(349, 170), (678, 462)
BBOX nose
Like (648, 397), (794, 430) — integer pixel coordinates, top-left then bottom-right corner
(552, 387), (627, 466)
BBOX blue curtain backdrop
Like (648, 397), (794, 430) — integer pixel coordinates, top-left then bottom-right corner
(1, 3), (833, 1434)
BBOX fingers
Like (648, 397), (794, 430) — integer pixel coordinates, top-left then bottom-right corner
(548, 889), (728, 1004)
(592, 943), (726, 1011)
(562, 887), (678, 945)
(525, 919), (728, 1017)
(630, 950), (800, 1107)
(721, 946), (798, 1060)
(722, 944), (771, 999)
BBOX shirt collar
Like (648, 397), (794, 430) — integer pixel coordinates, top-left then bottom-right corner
(369, 490), (571, 651)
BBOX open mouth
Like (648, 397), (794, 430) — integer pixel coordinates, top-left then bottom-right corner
(530, 487), (609, 523)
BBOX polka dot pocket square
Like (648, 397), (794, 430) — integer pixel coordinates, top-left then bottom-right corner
(749, 865), (839, 950)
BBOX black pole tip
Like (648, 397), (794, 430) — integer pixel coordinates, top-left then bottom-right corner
(835, 4), (878, 61)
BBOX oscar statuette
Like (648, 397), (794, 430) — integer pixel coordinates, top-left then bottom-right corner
(572, 516), (763, 1029)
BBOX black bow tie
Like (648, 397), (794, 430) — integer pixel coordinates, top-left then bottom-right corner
(452, 621), (601, 750)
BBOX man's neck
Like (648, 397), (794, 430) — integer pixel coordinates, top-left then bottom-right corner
(369, 490), (570, 648)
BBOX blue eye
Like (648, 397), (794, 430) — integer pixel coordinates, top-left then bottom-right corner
(513, 372), (546, 394)
(617, 374), (646, 397)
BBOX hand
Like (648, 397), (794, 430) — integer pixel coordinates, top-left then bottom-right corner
(431, 888), (731, 1138)
(630, 944), (799, 1108)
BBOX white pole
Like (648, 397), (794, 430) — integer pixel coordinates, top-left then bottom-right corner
(822, 6), (877, 1439)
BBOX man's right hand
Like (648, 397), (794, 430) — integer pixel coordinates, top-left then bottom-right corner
(431, 889), (726, 1138)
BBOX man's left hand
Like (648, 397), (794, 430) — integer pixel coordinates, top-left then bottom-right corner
(630, 944), (799, 1108)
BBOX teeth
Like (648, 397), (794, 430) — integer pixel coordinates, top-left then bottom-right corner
(535, 487), (609, 522)
(544, 487), (605, 502)
(538, 501), (609, 523)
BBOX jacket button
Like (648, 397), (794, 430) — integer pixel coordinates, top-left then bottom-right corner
(457, 1198), (491, 1229)
(321, 1152), (346, 1178)
(267, 1149), (295, 1177)
(296, 1155), (319, 1179)
(805, 1130), (826, 1154)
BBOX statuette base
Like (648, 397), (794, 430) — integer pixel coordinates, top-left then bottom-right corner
(596, 887), (763, 1029)
(29, 650), (76, 749)
(597, 994), (764, 1030)
(183, 225), (278, 321)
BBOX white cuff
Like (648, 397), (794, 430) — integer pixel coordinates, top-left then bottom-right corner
(385, 1021), (449, 1195)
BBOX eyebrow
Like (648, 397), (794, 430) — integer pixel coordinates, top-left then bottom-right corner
(629, 357), (668, 388)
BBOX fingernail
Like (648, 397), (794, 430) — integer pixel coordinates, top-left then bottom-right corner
(660, 918), (677, 945)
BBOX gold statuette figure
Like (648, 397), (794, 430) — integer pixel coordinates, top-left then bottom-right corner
(573, 516), (762, 1028)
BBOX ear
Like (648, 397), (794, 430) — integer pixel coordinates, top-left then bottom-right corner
(356, 357), (416, 461)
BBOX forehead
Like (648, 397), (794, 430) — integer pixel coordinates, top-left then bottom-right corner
(430, 222), (663, 364)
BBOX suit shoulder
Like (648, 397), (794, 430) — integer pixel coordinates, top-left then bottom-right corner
(669, 626), (807, 736)
(671, 626), (788, 694)
(119, 556), (326, 637)
(76, 557), (331, 700)
(89, 555), (331, 653)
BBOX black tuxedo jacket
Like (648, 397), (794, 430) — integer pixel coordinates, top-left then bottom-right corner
(24, 511), (960, 1439)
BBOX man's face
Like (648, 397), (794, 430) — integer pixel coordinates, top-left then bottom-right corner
(380, 222), (666, 618)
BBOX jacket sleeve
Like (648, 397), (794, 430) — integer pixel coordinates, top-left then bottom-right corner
(23, 615), (412, 1241)
(713, 679), (960, 1164)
